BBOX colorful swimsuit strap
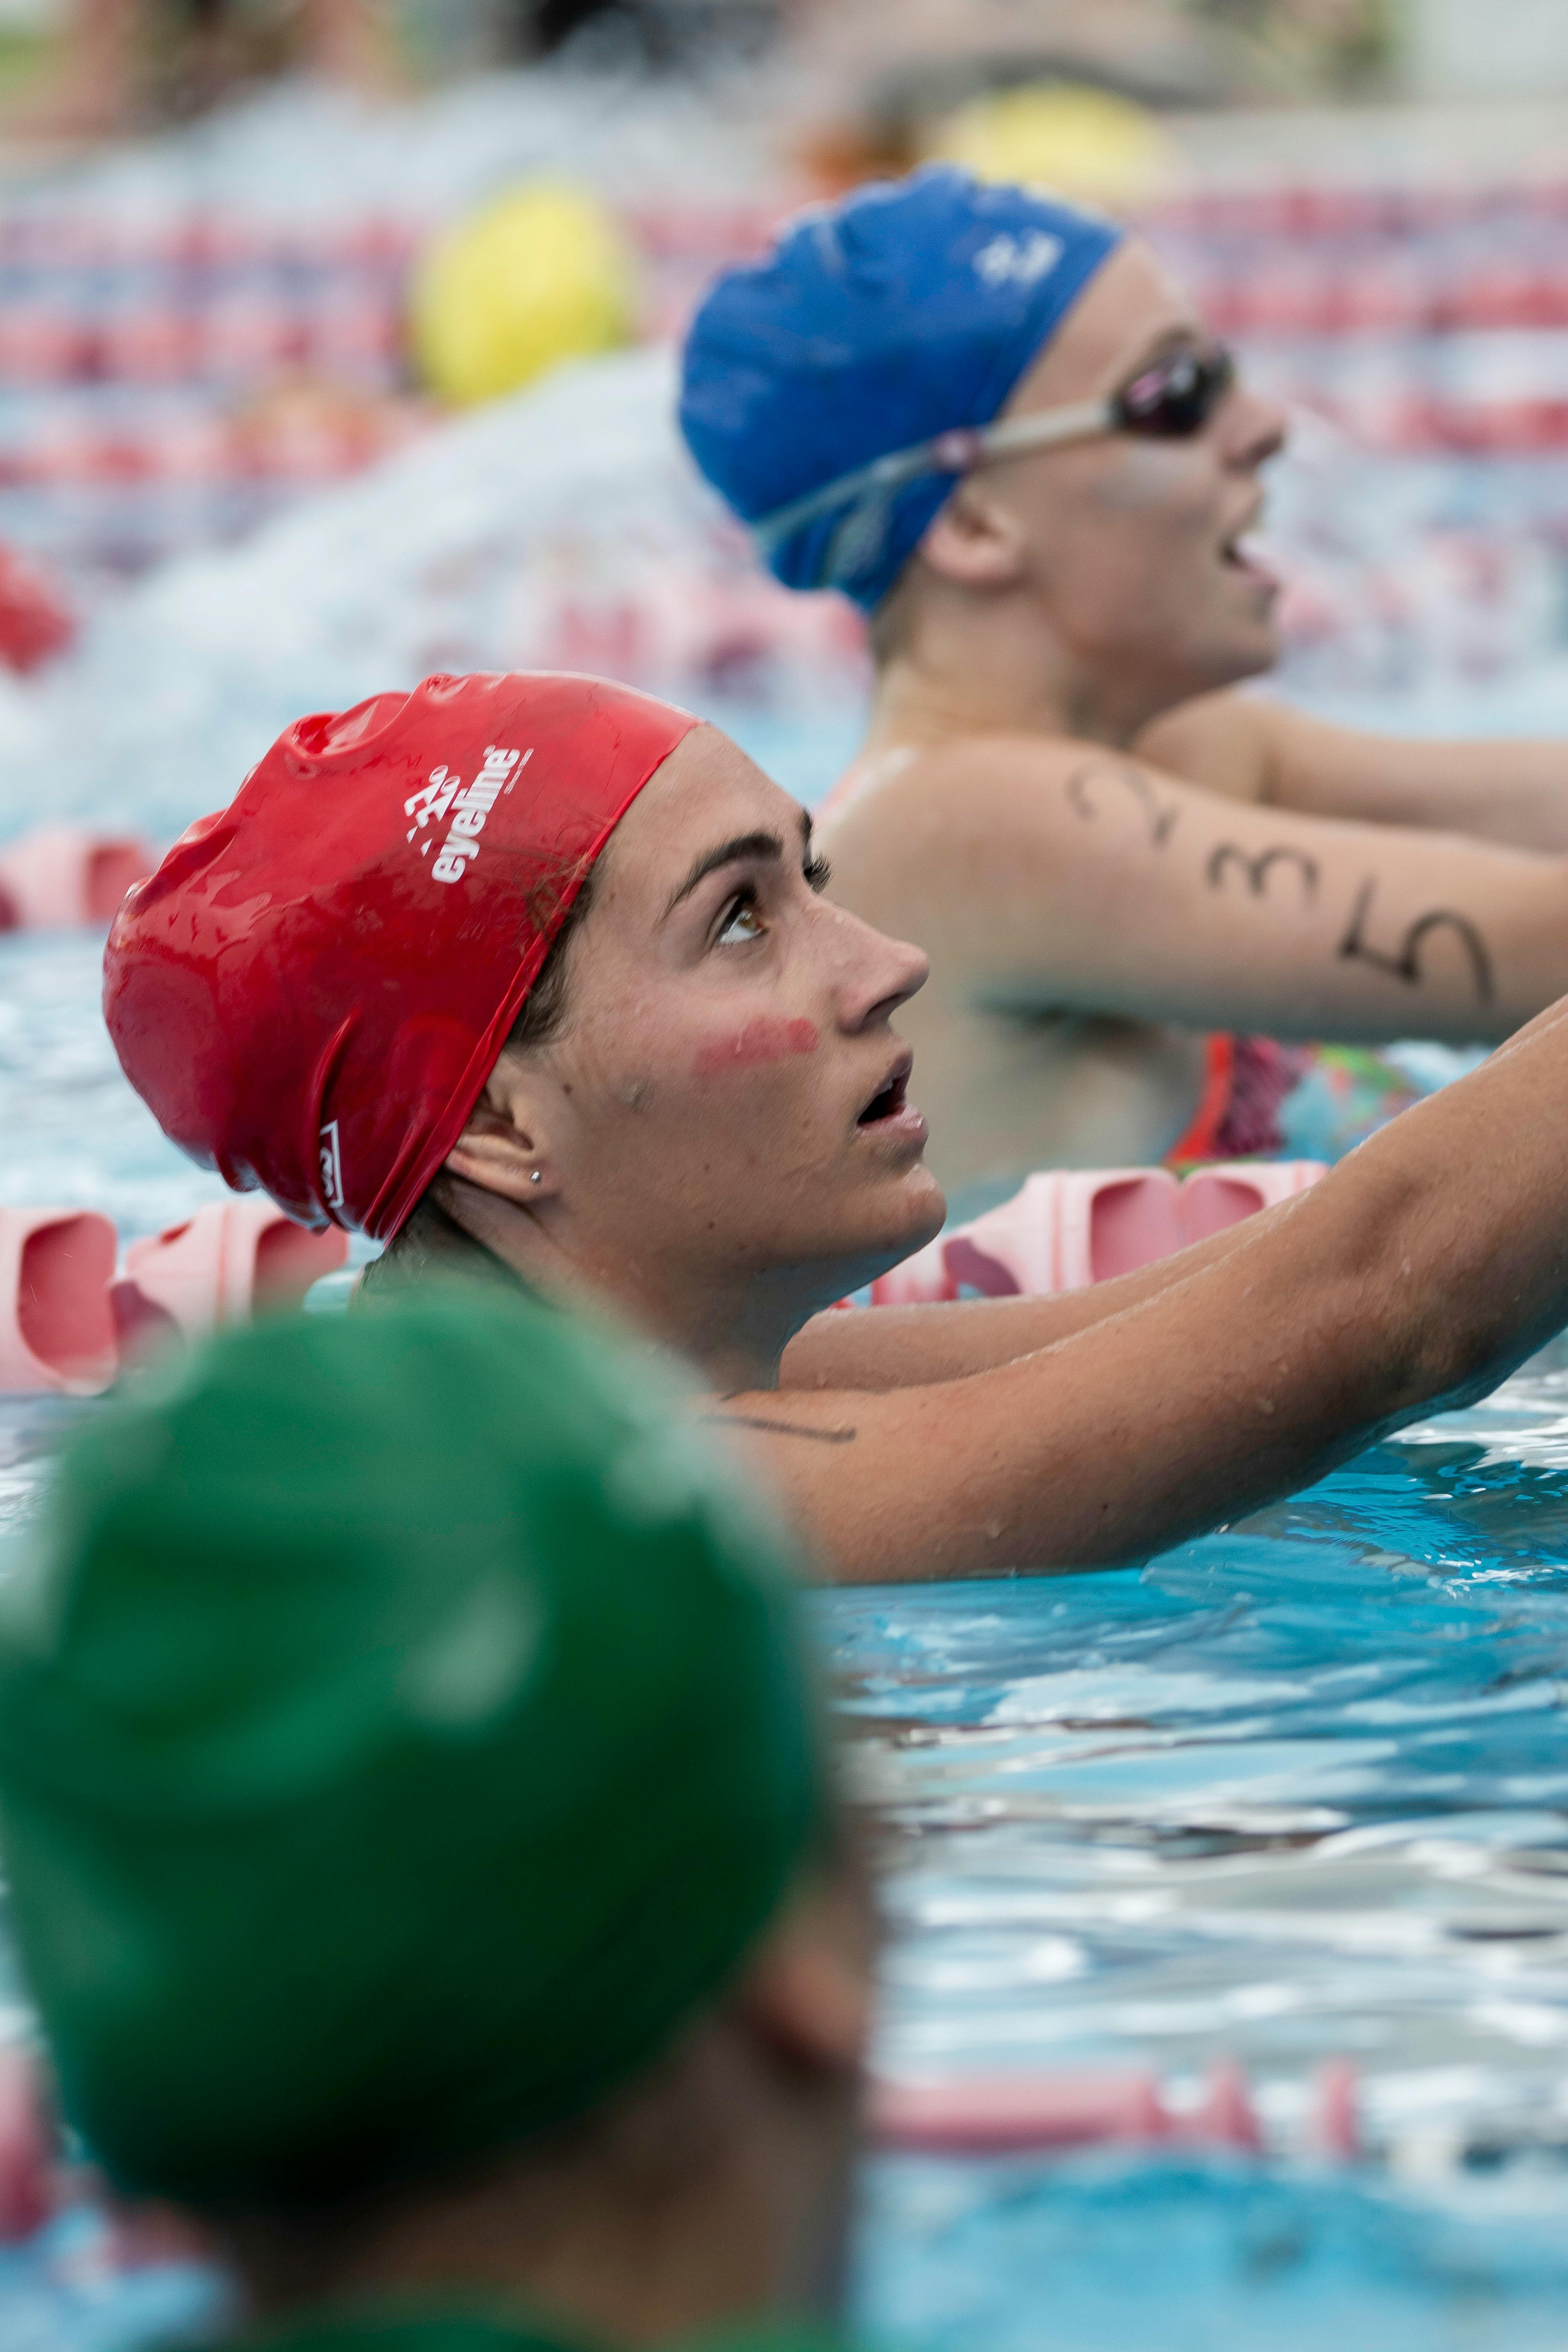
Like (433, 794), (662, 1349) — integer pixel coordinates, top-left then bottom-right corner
(1165, 1033), (1237, 1167)
(1166, 1033), (1310, 1167)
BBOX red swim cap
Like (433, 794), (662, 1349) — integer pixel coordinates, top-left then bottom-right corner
(105, 672), (699, 1241)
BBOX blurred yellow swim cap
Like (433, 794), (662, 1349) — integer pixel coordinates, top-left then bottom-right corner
(0, 1293), (821, 2212)
(929, 82), (1178, 212)
(411, 179), (636, 406)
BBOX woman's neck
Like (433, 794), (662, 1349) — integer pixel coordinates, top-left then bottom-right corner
(433, 1181), (810, 1398)
(865, 590), (1174, 758)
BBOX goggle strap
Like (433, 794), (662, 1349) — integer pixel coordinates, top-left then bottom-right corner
(750, 396), (1116, 577)
(961, 398), (1116, 466)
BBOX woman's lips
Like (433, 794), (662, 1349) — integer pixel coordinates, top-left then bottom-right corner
(870, 1098), (930, 1152)
(1220, 528), (1279, 590)
(855, 1062), (928, 1151)
(858, 1072), (905, 1125)
(857, 1054), (912, 1123)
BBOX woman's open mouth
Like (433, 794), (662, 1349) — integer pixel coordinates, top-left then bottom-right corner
(1219, 514), (1278, 588)
(858, 1068), (908, 1125)
(855, 1051), (927, 1150)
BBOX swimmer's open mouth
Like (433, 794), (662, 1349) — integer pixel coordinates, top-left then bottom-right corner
(1220, 505), (1276, 583)
(858, 1054), (912, 1125)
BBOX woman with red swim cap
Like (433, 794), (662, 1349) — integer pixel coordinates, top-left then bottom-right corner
(107, 669), (1568, 1583)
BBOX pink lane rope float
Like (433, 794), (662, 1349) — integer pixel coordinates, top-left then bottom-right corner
(862, 1161), (1327, 1307)
(870, 2058), (1361, 2164)
(0, 1200), (347, 1394)
(5, 1161), (1325, 1394)
(0, 825), (153, 931)
(0, 1210), (119, 1396)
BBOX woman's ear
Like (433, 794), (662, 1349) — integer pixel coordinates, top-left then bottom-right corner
(444, 1056), (561, 1206)
(915, 476), (1029, 593)
(733, 1869), (874, 2085)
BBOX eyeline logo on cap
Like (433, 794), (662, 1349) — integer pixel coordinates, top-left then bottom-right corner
(403, 745), (531, 887)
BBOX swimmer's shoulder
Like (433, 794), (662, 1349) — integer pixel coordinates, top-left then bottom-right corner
(823, 728), (1089, 838)
(818, 731), (1155, 952)
(822, 688), (1284, 860)
(820, 729), (1141, 886)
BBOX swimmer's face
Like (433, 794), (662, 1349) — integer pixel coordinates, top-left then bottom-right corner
(936, 238), (1287, 698)
(483, 727), (943, 1317)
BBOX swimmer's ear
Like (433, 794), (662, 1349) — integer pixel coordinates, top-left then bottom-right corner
(443, 1055), (561, 1206)
(733, 1868), (874, 2084)
(914, 475), (1028, 594)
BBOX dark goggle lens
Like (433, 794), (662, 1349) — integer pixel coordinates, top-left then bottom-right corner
(1114, 347), (1235, 438)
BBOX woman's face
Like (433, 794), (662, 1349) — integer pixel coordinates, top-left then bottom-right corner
(493, 726), (943, 1317)
(978, 237), (1289, 699)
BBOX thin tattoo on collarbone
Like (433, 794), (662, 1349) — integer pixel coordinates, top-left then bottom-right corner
(1338, 877), (1495, 1005)
(702, 1412), (858, 1445)
(1066, 760), (1180, 848)
(1206, 843), (1319, 903)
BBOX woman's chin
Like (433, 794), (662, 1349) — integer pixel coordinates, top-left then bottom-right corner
(868, 1168), (947, 1268)
(789, 1168), (947, 1305)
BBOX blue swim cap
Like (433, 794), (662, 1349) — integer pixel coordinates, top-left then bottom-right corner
(680, 166), (1124, 612)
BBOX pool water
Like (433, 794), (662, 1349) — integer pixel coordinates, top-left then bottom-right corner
(836, 1372), (1568, 2350)
(841, 1377), (1568, 2127)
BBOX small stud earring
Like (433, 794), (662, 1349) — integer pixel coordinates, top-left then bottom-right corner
(529, 1168), (543, 1185)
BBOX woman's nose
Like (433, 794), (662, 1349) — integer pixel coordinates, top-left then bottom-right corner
(1224, 380), (1288, 470)
(831, 910), (929, 1029)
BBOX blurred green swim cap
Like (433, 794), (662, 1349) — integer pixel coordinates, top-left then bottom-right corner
(0, 1294), (822, 2212)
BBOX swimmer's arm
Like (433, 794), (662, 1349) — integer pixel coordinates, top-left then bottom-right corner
(778, 1210), (1281, 1391)
(1147, 694), (1568, 855)
(831, 735), (1568, 1045)
(716, 995), (1568, 1583)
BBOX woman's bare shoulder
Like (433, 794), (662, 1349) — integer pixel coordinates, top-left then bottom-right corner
(822, 729), (1122, 857)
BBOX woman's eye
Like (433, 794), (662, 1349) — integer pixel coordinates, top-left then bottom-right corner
(717, 897), (766, 946)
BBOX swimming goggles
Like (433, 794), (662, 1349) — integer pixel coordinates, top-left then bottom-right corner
(754, 342), (1237, 595)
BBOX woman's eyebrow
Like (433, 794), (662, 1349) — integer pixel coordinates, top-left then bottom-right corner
(663, 813), (813, 917)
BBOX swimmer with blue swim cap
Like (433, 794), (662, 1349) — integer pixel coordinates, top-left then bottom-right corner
(682, 168), (1126, 614)
(0, 1295), (866, 2350)
(682, 167), (1568, 1203)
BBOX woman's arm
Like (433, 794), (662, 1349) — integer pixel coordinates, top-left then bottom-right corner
(779, 1201), (1279, 1392)
(1141, 691), (1568, 855)
(824, 732), (1568, 1047)
(714, 995), (1568, 1583)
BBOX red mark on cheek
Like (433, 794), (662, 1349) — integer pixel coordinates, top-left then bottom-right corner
(694, 1016), (819, 1077)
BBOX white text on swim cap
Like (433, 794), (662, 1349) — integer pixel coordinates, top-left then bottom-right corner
(973, 230), (1064, 290)
(411, 746), (529, 886)
(404, 766), (461, 846)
